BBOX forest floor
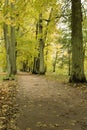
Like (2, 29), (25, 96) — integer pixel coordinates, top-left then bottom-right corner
(16, 73), (87, 130)
(0, 73), (87, 130)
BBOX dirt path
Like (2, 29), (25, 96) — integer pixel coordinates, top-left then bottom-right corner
(16, 74), (87, 130)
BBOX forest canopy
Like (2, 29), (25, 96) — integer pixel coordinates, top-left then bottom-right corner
(0, 0), (87, 82)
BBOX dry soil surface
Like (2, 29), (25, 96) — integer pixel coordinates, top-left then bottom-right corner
(16, 74), (87, 130)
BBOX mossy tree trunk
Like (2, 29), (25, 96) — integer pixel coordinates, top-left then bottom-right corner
(10, 3), (17, 75)
(3, 0), (17, 79)
(3, 0), (11, 77)
(39, 13), (45, 74)
(3, 23), (12, 77)
(33, 9), (53, 74)
(70, 0), (86, 82)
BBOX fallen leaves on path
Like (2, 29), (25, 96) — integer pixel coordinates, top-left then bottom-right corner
(36, 122), (60, 128)
(0, 81), (19, 130)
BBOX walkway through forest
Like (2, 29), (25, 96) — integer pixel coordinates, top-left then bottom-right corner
(16, 74), (87, 130)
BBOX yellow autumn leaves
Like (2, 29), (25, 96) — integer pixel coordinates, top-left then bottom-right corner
(9, 0), (15, 3)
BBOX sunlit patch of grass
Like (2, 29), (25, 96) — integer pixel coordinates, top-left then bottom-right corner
(0, 73), (7, 81)
(45, 67), (69, 83)
(0, 75), (4, 81)
(45, 72), (69, 83)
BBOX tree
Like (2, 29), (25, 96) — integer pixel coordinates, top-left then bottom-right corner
(32, 0), (60, 74)
(3, 0), (17, 78)
(69, 0), (86, 82)
(10, 2), (17, 75)
(38, 13), (45, 74)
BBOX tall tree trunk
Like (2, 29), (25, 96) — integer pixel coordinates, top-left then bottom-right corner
(3, 23), (12, 77)
(33, 9), (53, 74)
(39, 13), (45, 74)
(68, 46), (71, 76)
(3, 0), (16, 78)
(53, 51), (58, 72)
(33, 57), (40, 74)
(3, 0), (12, 77)
(10, 26), (16, 74)
(70, 0), (86, 82)
(44, 8), (53, 42)
(32, 22), (40, 74)
(10, 3), (17, 75)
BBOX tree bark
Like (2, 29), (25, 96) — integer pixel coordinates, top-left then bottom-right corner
(3, 0), (12, 77)
(10, 3), (17, 75)
(33, 9), (53, 74)
(39, 13), (45, 74)
(53, 51), (58, 72)
(3, 23), (12, 77)
(69, 0), (86, 82)
(10, 26), (16, 74)
(3, 0), (17, 78)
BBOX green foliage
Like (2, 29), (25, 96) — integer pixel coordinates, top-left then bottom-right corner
(0, 0), (87, 78)
(0, 43), (6, 72)
(17, 36), (37, 71)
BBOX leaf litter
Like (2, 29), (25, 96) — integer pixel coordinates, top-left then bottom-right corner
(1, 74), (87, 130)
(0, 81), (19, 130)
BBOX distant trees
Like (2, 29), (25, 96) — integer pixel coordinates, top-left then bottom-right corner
(32, 1), (57, 74)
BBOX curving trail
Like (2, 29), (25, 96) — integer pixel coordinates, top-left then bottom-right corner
(16, 73), (87, 130)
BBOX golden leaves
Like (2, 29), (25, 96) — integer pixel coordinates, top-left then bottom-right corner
(10, 0), (15, 3)
(0, 81), (18, 130)
(64, 129), (72, 130)
(26, 128), (31, 130)
(36, 122), (60, 128)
